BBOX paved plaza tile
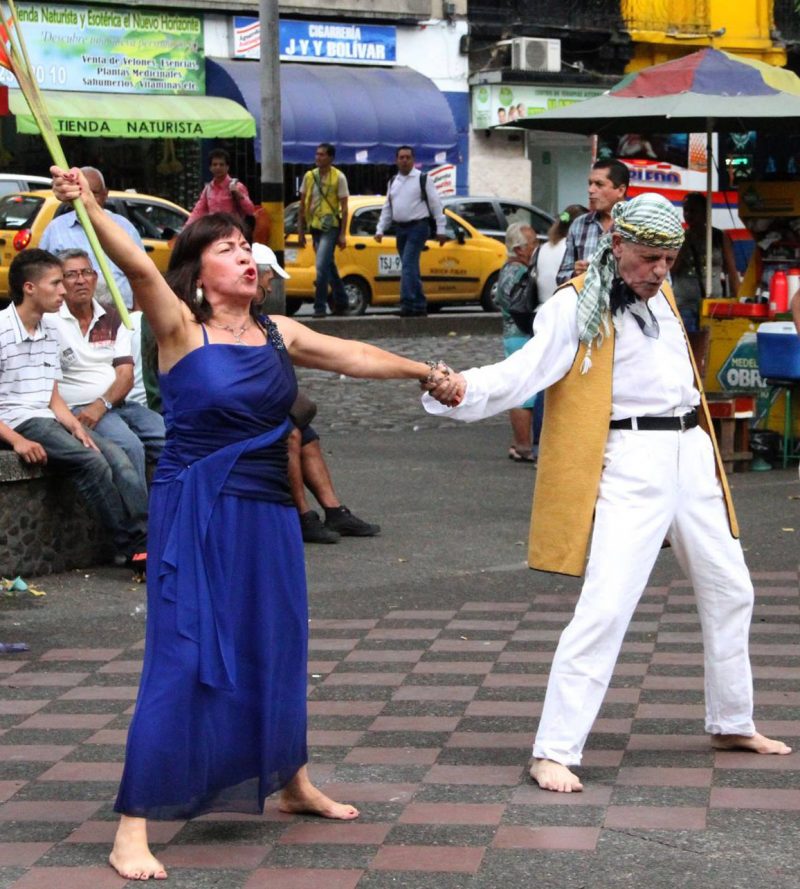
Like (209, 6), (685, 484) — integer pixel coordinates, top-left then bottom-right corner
(1, 388), (798, 889)
(2, 573), (798, 887)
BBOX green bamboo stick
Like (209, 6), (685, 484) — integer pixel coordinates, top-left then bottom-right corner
(3, 0), (132, 328)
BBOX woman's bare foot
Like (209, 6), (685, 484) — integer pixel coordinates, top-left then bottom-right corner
(711, 732), (792, 755)
(279, 765), (359, 820)
(529, 758), (584, 793)
(109, 815), (167, 880)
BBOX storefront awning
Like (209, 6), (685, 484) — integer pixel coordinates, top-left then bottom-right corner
(10, 90), (256, 140)
(206, 58), (458, 165)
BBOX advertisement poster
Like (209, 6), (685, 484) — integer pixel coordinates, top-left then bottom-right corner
(471, 83), (602, 129)
(428, 164), (456, 197)
(0, 3), (204, 94)
(233, 17), (396, 66)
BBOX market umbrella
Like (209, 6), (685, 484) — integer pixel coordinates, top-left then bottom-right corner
(513, 48), (800, 294)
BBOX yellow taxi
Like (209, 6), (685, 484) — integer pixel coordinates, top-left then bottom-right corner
(283, 195), (507, 315)
(0, 189), (188, 302)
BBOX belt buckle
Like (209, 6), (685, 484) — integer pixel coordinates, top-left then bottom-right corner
(679, 412), (689, 432)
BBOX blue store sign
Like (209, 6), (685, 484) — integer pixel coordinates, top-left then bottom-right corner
(233, 18), (396, 65)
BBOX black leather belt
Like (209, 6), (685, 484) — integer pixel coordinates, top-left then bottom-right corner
(610, 408), (698, 432)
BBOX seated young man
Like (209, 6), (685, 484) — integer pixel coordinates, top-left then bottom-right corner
(0, 249), (148, 568)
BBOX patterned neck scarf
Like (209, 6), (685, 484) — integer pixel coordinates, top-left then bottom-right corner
(576, 193), (685, 373)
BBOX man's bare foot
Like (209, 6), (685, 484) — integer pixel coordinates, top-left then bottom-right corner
(109, 815), (167, 880)
(529, 758), (584, 793)
(711, 732), (792, 755)
(279, 766), (359, 820)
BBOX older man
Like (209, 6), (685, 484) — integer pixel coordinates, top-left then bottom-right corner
(424, 193), (790, 793)
(39, 167), (145, 309)
(51, 248), (164, 487)
(492, 222), (538, 462)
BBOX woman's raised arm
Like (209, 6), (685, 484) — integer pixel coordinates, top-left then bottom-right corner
(50, 166), (188, 343)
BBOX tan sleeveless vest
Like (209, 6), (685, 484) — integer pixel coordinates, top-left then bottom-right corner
(527, 275), (738, 577)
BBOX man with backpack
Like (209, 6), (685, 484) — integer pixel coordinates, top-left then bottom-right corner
(375, 146), (447, 317)
(492, 222), (538, 462)
(186, 148), (257, 238)
(298, 143), (350, 318)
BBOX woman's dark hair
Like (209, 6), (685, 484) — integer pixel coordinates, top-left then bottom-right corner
(547, 204), (588, 245)
(167, 213), (261, 324)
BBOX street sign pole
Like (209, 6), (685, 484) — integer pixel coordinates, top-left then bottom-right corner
(259, 0), (285, 313)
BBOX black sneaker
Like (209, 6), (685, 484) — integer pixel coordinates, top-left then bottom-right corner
(324, 506), (381, 537)
(300, 509), (340, 544)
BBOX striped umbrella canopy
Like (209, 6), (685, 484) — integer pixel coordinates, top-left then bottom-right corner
(513, 48), (800, 293)
(513, 48), (800, 136)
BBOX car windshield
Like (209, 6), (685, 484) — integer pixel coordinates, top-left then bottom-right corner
(0, 194), (44, 230)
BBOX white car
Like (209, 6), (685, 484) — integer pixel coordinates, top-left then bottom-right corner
(0, 173), (51, 198)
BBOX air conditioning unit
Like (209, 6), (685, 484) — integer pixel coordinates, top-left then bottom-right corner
(510, 37), (561, 73)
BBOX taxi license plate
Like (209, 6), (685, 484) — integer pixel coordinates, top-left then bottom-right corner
(377, 254), (402, 276)
(284, 248), (298, 263)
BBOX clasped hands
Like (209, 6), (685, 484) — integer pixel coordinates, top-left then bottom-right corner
(420, 361), (466, 407)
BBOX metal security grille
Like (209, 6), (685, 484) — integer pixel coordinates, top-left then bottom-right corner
(619, 0), (710, 35)
(773, 0), (800, 44)
(468, 0), (623, 34)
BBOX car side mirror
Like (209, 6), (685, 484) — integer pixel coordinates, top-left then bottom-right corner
(456, 230), (466, 245)
(161, 227), (176, 241)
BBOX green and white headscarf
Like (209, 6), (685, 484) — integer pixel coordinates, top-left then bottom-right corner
(576, 193), (685, 373)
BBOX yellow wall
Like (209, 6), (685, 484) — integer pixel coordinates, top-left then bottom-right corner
(621, 0), (786, 69)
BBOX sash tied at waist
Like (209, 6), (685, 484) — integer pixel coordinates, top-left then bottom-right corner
(158, 418), (292, 691)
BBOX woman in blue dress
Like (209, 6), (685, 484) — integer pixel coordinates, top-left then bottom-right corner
(51, 166), (450, 882)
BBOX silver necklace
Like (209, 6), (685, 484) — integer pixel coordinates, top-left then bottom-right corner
(208, 318), (251, 344)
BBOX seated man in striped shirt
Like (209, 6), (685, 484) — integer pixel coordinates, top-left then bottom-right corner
(0, 249), (148, 569)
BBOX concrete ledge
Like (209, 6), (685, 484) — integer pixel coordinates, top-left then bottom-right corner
(0, 451), (112, 577)
(0, 451), (43, 483)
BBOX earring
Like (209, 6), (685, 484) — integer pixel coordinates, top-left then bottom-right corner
(195, 285), (203, 305)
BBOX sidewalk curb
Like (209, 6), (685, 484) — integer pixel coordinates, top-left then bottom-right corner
(297, 312), (502, 339)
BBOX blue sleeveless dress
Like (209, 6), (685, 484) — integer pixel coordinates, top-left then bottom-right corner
(114, 321), (308, 820)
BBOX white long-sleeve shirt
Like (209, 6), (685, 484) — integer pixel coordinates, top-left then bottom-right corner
(376, 169), (447, 236)
(423, 284), (700, 422)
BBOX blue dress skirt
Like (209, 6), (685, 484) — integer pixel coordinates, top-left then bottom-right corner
(114, 321), (308, 820)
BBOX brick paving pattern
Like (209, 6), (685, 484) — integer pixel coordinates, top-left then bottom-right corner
(2, 332), (799, 887)
(1, 573), (798, 887)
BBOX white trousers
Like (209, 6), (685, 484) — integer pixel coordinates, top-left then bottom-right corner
(532, 425), (756, 766)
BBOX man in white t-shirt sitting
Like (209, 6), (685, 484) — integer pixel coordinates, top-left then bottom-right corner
(0, 249), (148, 568)
(51, 248), (164, 487)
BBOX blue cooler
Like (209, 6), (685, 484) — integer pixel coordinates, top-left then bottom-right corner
(756, 322), (800, 380)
